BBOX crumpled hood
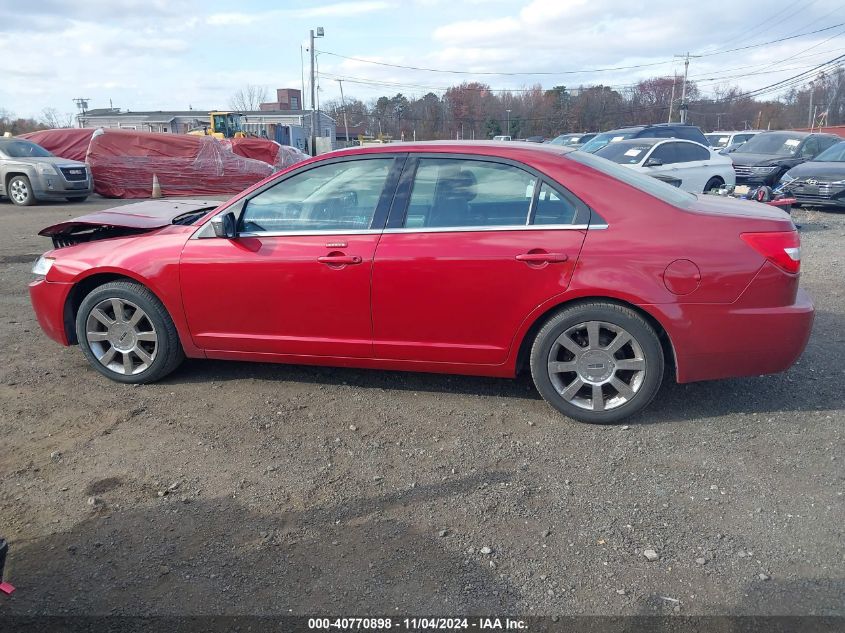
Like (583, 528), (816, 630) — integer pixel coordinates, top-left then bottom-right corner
(39, 199), (221, 237)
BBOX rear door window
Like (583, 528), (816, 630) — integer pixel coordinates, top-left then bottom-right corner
(405, 158), (536, 228)
(674, 142), (711, 162)
(650, 143), (680, 164)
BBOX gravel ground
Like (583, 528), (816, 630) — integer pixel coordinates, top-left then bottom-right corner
(0, 196), (842, 617)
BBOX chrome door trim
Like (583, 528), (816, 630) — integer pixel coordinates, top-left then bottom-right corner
(382, 223), (600, 234)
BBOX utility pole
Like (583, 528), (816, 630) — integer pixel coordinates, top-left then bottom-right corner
(72, 98), (90, 129)
(309, 27), (324, 156)
(506, 109), (511, 136)
(673, 52), (701, 124)
(667, 75), (676, 123)
(808, 83), (814, 128)
(336, 79), (350, 147)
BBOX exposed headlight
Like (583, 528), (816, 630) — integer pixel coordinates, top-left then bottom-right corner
(831, 179), (845, 186)
(751, 166), (778, 174)
(779, 173), (796, 185)
(32, 255), (55, 276)
(36, 163), (59, 176)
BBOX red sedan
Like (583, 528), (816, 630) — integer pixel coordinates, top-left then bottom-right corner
(29, 142), (813, 423)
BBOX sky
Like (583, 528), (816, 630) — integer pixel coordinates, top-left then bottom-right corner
(0, 0), (843, 120)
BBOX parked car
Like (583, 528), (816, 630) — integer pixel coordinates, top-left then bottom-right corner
(548, 133), (598, 149)
(593, 138), (735, 193)
(704, 130), (759, 153)
(523, 136), (546, 143)
(492, 135), (512, 141)
(778, 140), (845, 208)
(580, 123), (709, 153)
(0, 138), (93, 206)
(731, 131), (841, 186)
(29, 142), (812, 424)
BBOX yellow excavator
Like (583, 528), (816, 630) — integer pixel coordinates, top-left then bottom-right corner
(187, 112), (247, 139)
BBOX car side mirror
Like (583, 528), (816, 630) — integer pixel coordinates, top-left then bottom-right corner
(644, 157), (663, 167)
(211, 212), (237, 239)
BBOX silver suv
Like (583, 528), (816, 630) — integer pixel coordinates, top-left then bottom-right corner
(0, 138), (93, 206)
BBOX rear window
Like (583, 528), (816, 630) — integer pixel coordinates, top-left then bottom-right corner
(567, 150), (696, 208)
(594, 143), (653, 164)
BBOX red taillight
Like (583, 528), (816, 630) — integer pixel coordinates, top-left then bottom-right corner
(740, 231), (801, 274)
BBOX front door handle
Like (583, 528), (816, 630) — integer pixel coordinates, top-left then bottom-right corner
(317, 254), (362, 265)
(516, 252), (568, 263)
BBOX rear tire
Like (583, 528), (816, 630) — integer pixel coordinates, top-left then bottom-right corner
(8, 175), (35, 206)
(530, 302), (664, 424)
(75, 281), (184, 384)
(703, 176), (724, 193)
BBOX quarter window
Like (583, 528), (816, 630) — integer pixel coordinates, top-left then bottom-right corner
(533, 183), (577, 225)
(405, 158), (536, 228)
(239, 158), (392, 233)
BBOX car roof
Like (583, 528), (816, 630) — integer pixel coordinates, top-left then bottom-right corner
(599, 137), (702, 147)
(756, 130), (811, 137)
(326, 140), (575, 160)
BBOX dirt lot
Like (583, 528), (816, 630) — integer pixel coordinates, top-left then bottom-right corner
(0, 196), (842, 617)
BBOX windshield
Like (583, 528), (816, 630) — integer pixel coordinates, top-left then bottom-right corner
(549, 134), (580, 146)
(0, 140), (52, 158)
(594, 142), (653, 165)
(568, 150), (696, 208)
(705, 134), (732, 149)
(735, 133), (803, 156)
(580, 131), (637, 153)
(812, 141), (845, 162)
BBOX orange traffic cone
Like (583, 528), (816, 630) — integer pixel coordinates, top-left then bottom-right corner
(151, 174), (162, 198)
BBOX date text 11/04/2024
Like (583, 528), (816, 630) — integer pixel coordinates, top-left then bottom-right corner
(307, 617), (528, 630)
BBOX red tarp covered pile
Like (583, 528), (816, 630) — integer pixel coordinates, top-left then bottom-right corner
(20, 128), (94, 162)
(19, 128), (308, 198)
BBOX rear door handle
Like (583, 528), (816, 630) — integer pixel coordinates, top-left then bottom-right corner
(516, 252), (568, 263)
(317, 254), (362, 265)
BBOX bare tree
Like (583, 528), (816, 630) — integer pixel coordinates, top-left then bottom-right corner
(41, 107), (75, 128)
(229, 85), (269, 112)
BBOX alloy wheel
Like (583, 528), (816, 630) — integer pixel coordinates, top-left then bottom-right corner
(85, 298), (158, 375)
(10, 179), (29, 204)
(546, 320), (646, 412)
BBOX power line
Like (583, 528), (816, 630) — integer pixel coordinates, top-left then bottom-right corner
(317, 23), (845, 78)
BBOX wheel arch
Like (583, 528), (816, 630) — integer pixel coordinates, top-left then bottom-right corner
(513, 295), (678, 379)
(4, 171), (30, 191)
(63, 271), (166, 345)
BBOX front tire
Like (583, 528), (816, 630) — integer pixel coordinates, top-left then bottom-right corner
(8, 175), (35, 206)
(703, 176), (724, 193)
(75, 281), (184, 384)
(530, 302), (664, 424)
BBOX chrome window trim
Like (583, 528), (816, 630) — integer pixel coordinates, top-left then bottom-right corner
(382, 223), (596, 234)
(199, 223), (607, 239)
(237, 228), (384, 238)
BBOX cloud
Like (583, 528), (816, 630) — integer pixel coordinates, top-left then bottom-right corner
(206, 2), (394, 26)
